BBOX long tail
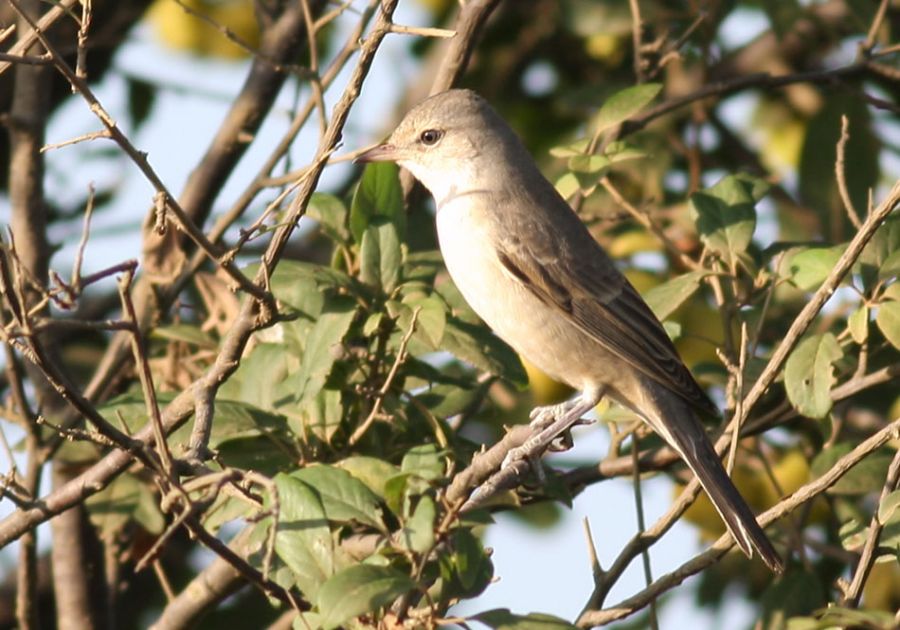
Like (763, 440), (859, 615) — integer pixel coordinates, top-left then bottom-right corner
(641, 390), (785, 574)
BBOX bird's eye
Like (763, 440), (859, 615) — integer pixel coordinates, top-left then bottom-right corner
(419, 129), (443, 145)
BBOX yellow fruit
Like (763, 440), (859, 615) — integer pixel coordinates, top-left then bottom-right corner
(414, 0), (454, 14)
(679, 449), (827, 542)
(522, 358), (573, 406)
(623, 268), (661, 294)
(674, 300), (724, 369)
(764, 449), (829, 524)
(148, 0), (260, 59)
(752, 100), (807, 173)
(862, 560), (900, 612)
(889, 395), (900, 424)
(608, 230), (662, 259)
(585, 34), (625, 66)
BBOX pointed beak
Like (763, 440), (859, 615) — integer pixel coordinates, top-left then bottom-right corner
(355, 143), (401, 164)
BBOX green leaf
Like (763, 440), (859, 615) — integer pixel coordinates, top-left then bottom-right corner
(86, 473), (163, 541)
(219, 343), (294, 411)
(350, 162), (404, 244)
(847, 305), (868, 344)
(445, 527), (493, 594)
(838, 516), (867, 551)
(788, 245), (846, 291)
(879, 490), (900, 525)
(290, 465), (384, 530)
(554, 172), (582, 199)
(549, 138), (589, 158)
(292, 612), (323, 630)
(594, 83), (662, 133)
(292, 296), (357, 400)
(878, 249), (900, 280)
(102, 393), (291, 453)
(860, 215), (900, 286)
(473, 609), (579, 629)
(811, 443), (893, 495)
(761, 0), (802, 38)
(441, 317), (527, 385)
(662, 320), (682, 341)
(876, 301), (900, 349)
(401, 293), (446, 350)
(215, 437), (294, 476)
(401, 495), (436, 553)
(689, 174), (762, 265)
(759, 569), (825, 630)
(308, 193), (350, 243)
(335, 457), (401, 499)
(274, 474), (334, 599)
(126, 76), (156, 130)
(784, 333), (842, 419)
(359, 219), (402, 294)
(414, 382), (487, 418)
(259, 260), (354, 314)
(317, 564), (414, 629)
(787, 607), (897, 630)
(642, 271), (708, 321)
(401, 444), (445, 482)
(292, 388), (343, 443)
(602, 140), (648, 164)
(151, 324), (217, 349)
(567, 154), (610, 174)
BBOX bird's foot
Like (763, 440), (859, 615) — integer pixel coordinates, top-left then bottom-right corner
(527, 400), (591, 450)
(502, 393), (601, 471)
(528, 400), (575, 430)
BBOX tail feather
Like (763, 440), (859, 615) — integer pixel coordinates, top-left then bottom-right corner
(640, 390), (785, 574)
(680, 433), (785, 574)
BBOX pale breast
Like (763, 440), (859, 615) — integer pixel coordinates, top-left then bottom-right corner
(435, 199), (614, 391)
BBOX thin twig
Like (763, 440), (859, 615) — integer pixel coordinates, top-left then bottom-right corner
(735, 179), (900, 429)
(0, 0), (400, 554)
(841, 447), (900, 606)
(726, 322), (749, 475)
(389, 23), (456, 38)
(0, 0), (80, 76)
(71, 183), (95, 291)
(349, 306), (421, 445)
(859, 0), (889, 56)
(835, 115), (863, 229)
(7, 0), (274, 308)
(118, 268), (173, 474)
(579, 415), (900, 626)
(627, 0), (645, 83)
(631, 442), (658, 630)
(40, 129), (110, 152)
(600, 176), (701, 271)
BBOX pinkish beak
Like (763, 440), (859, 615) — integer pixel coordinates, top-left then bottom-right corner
(355, 143), (401, 163)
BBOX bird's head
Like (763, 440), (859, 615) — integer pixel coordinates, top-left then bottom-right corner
(356, 89), (517, 203)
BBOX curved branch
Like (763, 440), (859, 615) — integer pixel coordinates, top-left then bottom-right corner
(578, 415), (900, 627)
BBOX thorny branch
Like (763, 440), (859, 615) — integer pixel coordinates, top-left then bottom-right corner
(0, 0), (400, 595)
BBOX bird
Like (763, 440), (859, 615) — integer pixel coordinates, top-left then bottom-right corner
(356, 88), (784, 573)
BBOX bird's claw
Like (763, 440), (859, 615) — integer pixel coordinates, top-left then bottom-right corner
(501, 445), (546, 483)
(528, 400), (573, 430)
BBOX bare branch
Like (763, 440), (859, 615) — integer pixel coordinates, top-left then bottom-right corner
(835, 115), (863, 229)
(578, 415), (900, 626)
(841, 447), (900, 606)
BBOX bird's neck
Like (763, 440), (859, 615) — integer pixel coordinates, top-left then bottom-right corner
(400, 158), (499, 209)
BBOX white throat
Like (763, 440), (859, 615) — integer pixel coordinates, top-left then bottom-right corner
(399, 158), (492, 208)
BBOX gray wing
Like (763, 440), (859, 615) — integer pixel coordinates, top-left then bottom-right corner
(495, 197), (717, 416)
